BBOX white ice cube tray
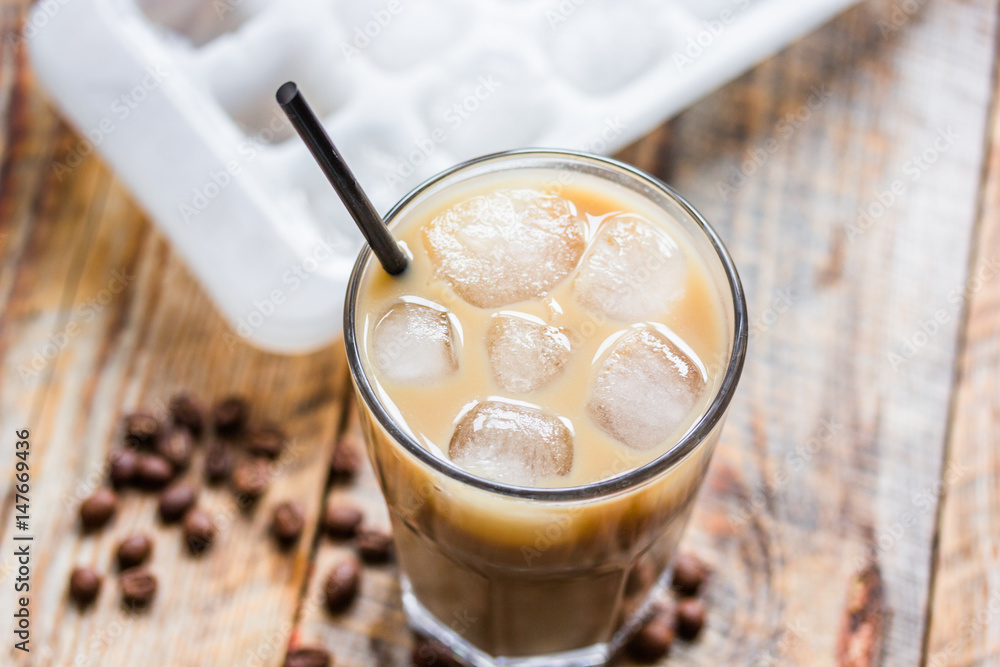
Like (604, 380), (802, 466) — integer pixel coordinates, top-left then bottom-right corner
(28, 0), (857, 352)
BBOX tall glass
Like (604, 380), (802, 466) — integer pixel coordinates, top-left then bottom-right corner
(344, 150), (747, 666)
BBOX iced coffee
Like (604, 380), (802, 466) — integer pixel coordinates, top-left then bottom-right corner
(345, 151), (746, 665)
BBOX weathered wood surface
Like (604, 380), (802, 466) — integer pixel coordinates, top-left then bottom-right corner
(1, 0), (999, 665)
(925, 61), (1000, 667)
(616, 0), (1000, 663)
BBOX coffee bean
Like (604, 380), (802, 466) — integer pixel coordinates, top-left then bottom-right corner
(329, 441), (362, 481)
(108, 449), (139, 488)
(626, 605), (675, 662)
(123, 412), (162, 448)
(323, 555), (361, 613)
(271, 500), (305, 546)
(213, 395), (249, 435)
(183, 508), (216, 555)
(283, 647), (331, 667)
(411, 637), (463, 667)
(158, 482), (198, 523)
(322, 501), (363, 539)
(675, 598), (706, 640)
(156, 429), (193, 472)
(69, 567), (102, 607)
(116, 533), (153, 570)
(672, 552), (709, 597)
(169, 393), (204, 436)
(79, 488), (117, 531)
(248, 423), (288, 458)
(135, 454), (175, 489)
(232, 458), (270, 502)
(204, 439), (234, 484)
(355, 528), (393, 564)
(120, 568), (157, 608)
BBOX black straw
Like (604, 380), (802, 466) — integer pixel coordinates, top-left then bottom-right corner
(276, 81), (407, 276)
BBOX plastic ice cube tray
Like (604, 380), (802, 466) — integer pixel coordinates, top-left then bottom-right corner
(27, 0), (857, 352)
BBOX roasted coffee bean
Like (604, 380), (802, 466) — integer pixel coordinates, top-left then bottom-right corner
(204, 439), (234, 484)
(69, 567), (102, 607)
(627, 605), (675, 662)
(675, 598), (706, 640)
(169, 394), (204, 436)
(671, 552), (709, 597)
(213, 395), (249, 435)
(135, 454), (175, 489)
(355, 528), (393, 564)
(123, 412), (162, 448)
(79, 488), (117, 531)
(329, 441), (362, 481)
(158, 482), (198, 523)
(322, 501), (363, 539)
(323, 556), (361, 613)
(183, 508), (216, 555)
(248, 423), (288, 458)
(116, 533), (153, 570)
(271, 500), (305, 545)
(120, 568), (157, 608)
(156, 429), (194, 471)
(108, 449), (139, 488)
(232, 458), (270, 501)
(283, 647), (331, 667)
(411, 637), (463, 667)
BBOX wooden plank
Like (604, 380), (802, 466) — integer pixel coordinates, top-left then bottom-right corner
(925, 62), (1000, 667)
(615, 1), (999, 664)
(0, 41), (350, 667)
(0, 161), (350, 665)
(290, 393), (411, 666)
(283, 2), (1000, 665)
(0, 0), (996, 665)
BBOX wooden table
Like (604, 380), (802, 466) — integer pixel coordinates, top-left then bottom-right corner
(2, 0), (999, 664)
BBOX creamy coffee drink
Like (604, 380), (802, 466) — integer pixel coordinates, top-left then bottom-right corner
(346, 152), (744, 665)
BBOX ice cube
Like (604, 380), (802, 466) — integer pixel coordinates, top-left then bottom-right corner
(423, 189), (586, 308)
(573, 214), (687, 322)
(487, 315), (571, 393)
(449, 401), (574, 485)
(587, 328), (705, 450)
(372, 302), (458, 383)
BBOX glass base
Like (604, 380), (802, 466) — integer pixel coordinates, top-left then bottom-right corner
(401, 574), (670, 666)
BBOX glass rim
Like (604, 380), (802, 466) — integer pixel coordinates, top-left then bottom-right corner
(344, 148), (748, 502)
